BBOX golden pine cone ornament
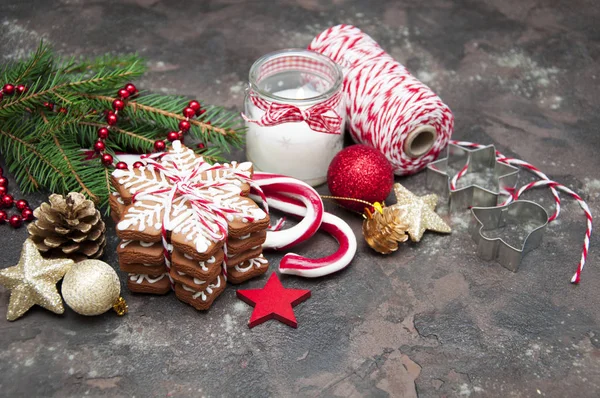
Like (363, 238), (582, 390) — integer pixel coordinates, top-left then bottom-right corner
(27, 192), (106, 262)
(363, 203), (409, 254)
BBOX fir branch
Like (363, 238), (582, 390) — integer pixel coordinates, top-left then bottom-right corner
(0, 127), (65, 177)
(50, 133), (97, 202)
(79, 121), (154, 144)
(80, 93), (241, 138)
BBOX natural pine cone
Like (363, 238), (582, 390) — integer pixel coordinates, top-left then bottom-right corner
(27, 192), (106, 262)
(363, 205), (409, 254)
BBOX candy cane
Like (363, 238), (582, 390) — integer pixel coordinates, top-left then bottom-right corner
(253, 173), (324, 250)
(250, 192), (357, 278)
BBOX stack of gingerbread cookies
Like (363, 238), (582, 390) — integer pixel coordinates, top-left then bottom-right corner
(109, 141), (270, 310)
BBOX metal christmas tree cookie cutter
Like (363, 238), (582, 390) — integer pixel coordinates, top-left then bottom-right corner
(426, 144), (519, 211)
(469, 200), (548, 272)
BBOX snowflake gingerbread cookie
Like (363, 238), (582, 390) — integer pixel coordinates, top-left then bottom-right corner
(110, 141), (271, 310)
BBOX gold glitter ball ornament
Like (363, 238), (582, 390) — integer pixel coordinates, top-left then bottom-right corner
(363, 202), (410, 254)
(0, 239), (74, 321)
(389, 183), (451, 242)
(61, 260), (126, 316)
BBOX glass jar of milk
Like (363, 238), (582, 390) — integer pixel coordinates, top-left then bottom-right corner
(244, 49), (345, 186)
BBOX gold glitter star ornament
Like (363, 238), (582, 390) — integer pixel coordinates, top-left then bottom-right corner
(0, 239), (74, 321)
(390, 183), (451, 242)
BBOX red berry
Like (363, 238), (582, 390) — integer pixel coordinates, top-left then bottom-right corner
(15, 199), (28, 211)
(0, 210), (6, 223)
(0, 187), (6, 196)
(15, 85), (26, 95)
(182, 107), (196, 118)
(115, 162), (128, 170)
(154, 140), (166, 151)
(21, 208), (34, 221)
(58, 107), (68, 114)
(125, 83), (137, 94)
(112, 99), (125, 111)
(9, 214), (23, 228)
(178, 120), (191, 131)
(94, 140), (106, 152)
(133, 161), (144, 168)
(101, 153), (114, 166)
(106, 113), (118, 125)
(0, 177), (7, 187)
(178, 131), (184, 139)
(199, 109), (206, 116)
(98, 127), (110, 139)
(167, 131), (180, 142)
(2, 84), (15, 95)
(2, 194), (14, 208)
(43, 101), (54, 111)
(197, 143), (205, 149)
(118, 89), (130, 99)
(188, 100), (201, 112)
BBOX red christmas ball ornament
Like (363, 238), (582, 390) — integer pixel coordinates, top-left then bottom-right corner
(1, 194), (14, 208)
(98, 127), (110, 139)
(167, 131), (179, 142)
(44, 101), (54, 111)
(182, 107), (196, 118)
(0, 186), (6, 196)
(112, 99), (125, 111)
(0, 210), (6, 223)
(188, 100), (201, 112)
(327, 145), (394, 212)
(16, 85), (26, 95)
(9, 214), (23, 228)
(3, 84), (15, 95)
(178, 120), (191, 132)
(115, 161), (128, 170)
(133, 161), (144, 169)
(101, 153), (114, 166)
(21, 208), (34, 221)
(15, 199), (28, 211)
(0, 176), (7, 187)
(118, 89), (130, 99)
(197, 143), (205, 150)
(125, 83), (137, 95)
(154, 140), (166, 151)
(106, 112), (118, 125)
(94, 140), (106, 152)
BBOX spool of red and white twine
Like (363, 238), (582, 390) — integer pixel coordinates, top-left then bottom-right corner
(450, 140), (593, 284)
(308, 24), (454, 175)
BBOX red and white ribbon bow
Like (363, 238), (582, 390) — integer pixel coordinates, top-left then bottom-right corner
(242, 91), (343, 134)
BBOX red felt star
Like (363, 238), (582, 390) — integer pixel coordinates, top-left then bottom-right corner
(236, 273), (311, 328)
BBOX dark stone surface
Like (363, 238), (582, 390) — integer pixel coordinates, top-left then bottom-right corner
(1, 0), (599, 397)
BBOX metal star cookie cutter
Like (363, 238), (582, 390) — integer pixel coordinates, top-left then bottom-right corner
(469, 200), (548, 272)
(426, 144), (519, 211)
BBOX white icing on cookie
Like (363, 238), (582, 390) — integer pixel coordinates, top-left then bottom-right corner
(182, 253), (211, 271)
(129, 273), (167, 284)
(113, 141), (266, 257)
(140, 241), (154, 248)
(234, 255), (268, 273)
(181, 275), (222, 302)
(120, 240), (132, 249)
